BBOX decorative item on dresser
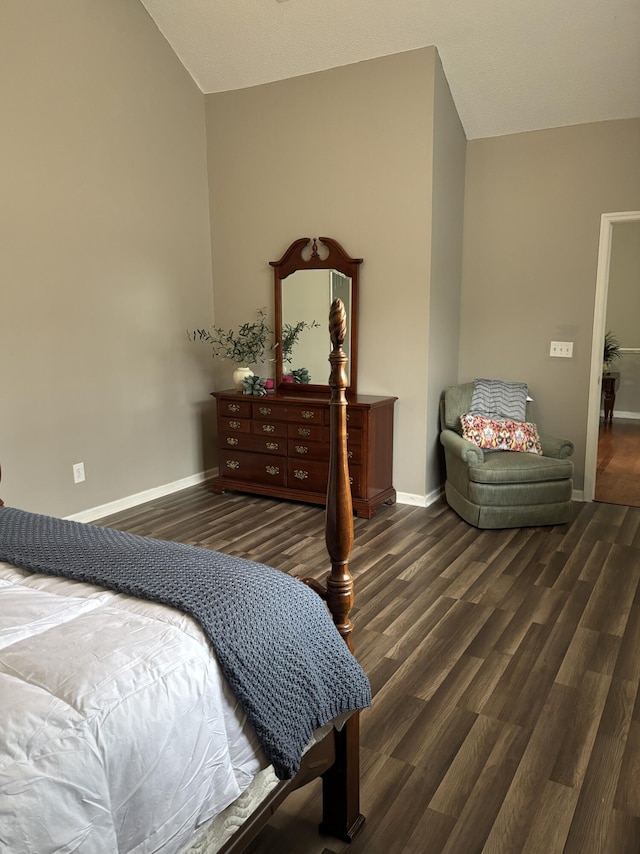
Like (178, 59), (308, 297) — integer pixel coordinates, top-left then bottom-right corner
(190, 307), (273, 391)
(0, 302), (368, 854)
(211, 237), (397, 519)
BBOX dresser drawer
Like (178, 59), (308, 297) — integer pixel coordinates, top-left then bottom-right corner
(287, 423), (329, 442)
(287, 460), (362, 496)
(288, 439), (329, 462)
(287, 459), (328, 492)
(346, 427), (362, 446)
(221, 433), (286, 456)
(219, 450), (286, 486)
(346, 409), (364, 427)
(220, 416), (251, 434)
(288, 437), (361, 466)
(252, 401), (286, 419)
(252, 419), (288, 439)
(218, 398), (252, 418)
(346, 443), (362, 465)
(285, 405), (326, 425)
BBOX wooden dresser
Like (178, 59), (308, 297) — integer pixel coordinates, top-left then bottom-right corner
(211, 389), (396, 518)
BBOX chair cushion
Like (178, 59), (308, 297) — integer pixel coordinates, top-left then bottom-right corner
(461, 414), (542, 455)
(444, 383), (534, 435)
(468, 451), (574, 484)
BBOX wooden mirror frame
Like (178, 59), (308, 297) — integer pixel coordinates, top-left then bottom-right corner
(271, 237), (361, 394)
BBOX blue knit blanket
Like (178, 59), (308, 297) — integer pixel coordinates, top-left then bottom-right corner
(0, 507), (371, 780)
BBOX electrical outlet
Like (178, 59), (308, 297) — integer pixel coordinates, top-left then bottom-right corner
(550, 341), (574, 358)
(73, 462), (85, 484)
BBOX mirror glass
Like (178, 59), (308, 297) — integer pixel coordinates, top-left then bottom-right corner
(272, 237), (360, 393)
(281, 270), (352, 386)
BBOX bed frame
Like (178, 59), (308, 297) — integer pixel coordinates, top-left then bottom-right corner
(217, 297), (364, 852)
(0, 298), (364, 852)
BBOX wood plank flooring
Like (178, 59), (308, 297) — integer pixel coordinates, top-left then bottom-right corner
(596, 418), (640, 507)
(96, 487), (640, 854)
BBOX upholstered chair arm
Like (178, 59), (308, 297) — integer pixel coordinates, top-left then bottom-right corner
(538, 433), (574, 459)
(440, 429), (485, 464)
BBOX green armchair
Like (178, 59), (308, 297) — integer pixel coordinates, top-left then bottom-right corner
(440, 382), (574, 529)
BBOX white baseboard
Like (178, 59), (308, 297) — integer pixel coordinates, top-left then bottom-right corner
(600, 409), (640, 420)
(68, 478), (582, 523)
(612, 410), (640, 420)
(65, 470), (216, 523)
(396, 487), (443, 508)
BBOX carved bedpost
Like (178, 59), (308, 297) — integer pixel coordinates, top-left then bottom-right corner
(324, 298), (355, 650)
(318, 299), (365, 842)
(297, 299), (364, 842)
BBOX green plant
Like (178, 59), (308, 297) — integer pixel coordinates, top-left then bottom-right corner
(190, 308), (272, 366)
(279, 319), (321, 365)
(291, 367), (311, 384)
(603, 330), (622, 370)
(242, 375), (267, 396)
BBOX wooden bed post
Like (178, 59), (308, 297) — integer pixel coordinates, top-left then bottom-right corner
(325, 298), (355, 648)
(319, 298), (365, 842)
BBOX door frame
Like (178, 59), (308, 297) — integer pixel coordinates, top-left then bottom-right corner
(584, 210), (640, 501)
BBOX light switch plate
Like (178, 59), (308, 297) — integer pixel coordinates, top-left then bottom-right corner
(550, 341), (573, 358)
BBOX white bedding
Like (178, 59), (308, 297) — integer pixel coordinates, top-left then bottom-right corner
(0, 561), (267, 853)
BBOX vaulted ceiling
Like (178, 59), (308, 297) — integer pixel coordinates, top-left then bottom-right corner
(139, 0), (640, 140)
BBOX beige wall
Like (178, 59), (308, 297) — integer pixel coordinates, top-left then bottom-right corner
(426, 53), (466, 496)
(8, 7), (635, 513)
(460, 119), (640, 491)
(205, 48), (451, 499)
(0, 0), (214, 516)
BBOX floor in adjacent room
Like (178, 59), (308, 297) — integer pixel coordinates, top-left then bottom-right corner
(98, 485), (640, 854)
(596, 417), (640, 508)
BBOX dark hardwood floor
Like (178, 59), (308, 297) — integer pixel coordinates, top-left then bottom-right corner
(97, 486), (640, 854)
(596, 417), (640, 508)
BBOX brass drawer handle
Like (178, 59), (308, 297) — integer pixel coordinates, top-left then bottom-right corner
(301, 411), (315, 420)
(262, 424), (276, 433)
(226, 460), (240, 470)
(347, 450), (353, 459)
(226, 437), (239, 446)
(228, 403), (240, 413)
(265, 465), (280, 476)
(259, 406), (272, 415)
(265, 442), (279, 450)
(295, 445), (308, 454)
(294, 469), (309, 480)
(229, 420), (241, 430)
(349, 476), (354, 485)
(297, 427), (311, 436)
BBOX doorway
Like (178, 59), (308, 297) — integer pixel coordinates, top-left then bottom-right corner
(585, 211), (640, 503)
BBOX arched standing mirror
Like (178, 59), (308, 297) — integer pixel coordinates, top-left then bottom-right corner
(271, 237), (361, 393)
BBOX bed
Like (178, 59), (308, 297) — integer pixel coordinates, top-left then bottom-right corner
(0, 299), (369, 853)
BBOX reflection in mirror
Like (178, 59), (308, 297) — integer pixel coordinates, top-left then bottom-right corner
(271, 237), (361, 393)
(281, 271), (350, 384)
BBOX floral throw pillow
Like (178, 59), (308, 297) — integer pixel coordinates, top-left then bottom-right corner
(460, 413), (543, 455)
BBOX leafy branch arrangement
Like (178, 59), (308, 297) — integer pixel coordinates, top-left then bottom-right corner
(279, 319), (321, 364)
(603, 330), (622, 371)
(189, 308), (272, 366)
